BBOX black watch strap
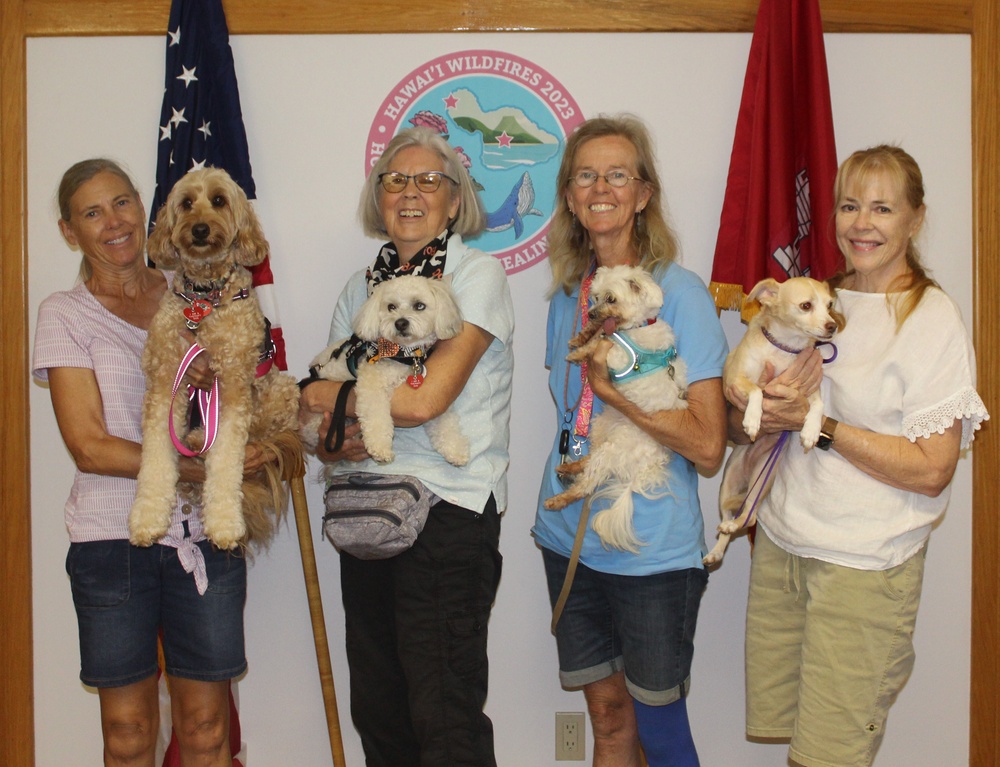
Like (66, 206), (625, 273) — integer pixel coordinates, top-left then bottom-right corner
(816, 417), (839, 451)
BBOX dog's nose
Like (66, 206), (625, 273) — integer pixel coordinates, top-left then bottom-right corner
(825, 321), (837, 335)
(395, 318), (410, 334)
(192, 223), (210, 242)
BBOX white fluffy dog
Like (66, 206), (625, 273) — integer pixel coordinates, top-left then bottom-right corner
(130, 168), (300, 551)
(544, 265), (688, 553)
(704, 276), (843, 565)
(301, 274), (469, 468)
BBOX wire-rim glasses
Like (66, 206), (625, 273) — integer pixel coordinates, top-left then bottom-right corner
(378, 171), (457, 194)
(569, 170), (643, 188)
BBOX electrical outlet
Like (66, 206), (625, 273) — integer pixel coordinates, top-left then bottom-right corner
(555, 711), (585, 761)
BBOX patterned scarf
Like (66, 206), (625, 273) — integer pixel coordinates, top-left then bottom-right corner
(365, 229), (450, 295)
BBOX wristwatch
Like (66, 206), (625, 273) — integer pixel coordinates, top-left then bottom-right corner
(816, 417), (839, 451)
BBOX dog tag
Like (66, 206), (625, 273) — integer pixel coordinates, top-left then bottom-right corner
(407, 362), (426, 389)
(183, 299), (213, 329)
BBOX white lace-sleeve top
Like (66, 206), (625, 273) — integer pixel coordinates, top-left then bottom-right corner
(759, 286), (989, 570)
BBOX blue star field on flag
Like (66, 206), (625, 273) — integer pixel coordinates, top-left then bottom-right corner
(151, 0), (255, 221)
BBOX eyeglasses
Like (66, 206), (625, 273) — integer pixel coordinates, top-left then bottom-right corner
(378, 171), (457, 194)
(570, 171), (643, 188)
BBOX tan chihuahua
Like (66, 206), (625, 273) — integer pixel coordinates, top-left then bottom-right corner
(705, 277), (844, 565)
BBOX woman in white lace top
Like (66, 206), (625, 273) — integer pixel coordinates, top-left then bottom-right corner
(728, 145), (989, 767)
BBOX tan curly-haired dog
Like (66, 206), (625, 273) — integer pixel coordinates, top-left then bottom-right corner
(129, 167), (300, 550)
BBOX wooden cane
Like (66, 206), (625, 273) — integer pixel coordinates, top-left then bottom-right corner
(290, 473), (347, 766)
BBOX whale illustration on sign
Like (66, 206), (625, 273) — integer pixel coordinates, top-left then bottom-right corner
(486, 172), (543, 238)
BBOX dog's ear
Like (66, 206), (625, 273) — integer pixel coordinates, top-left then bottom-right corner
(747, 278), (781, 307)
(351, 290), (383, 341)
(231, 188), (269, 267)
(146, 201), (180, 269)
(823, 281), (848, 332)
(430, 280), (465, 340)
(627, 272), (665, 315)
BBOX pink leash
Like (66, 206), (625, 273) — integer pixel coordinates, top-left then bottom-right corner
(169, 344), (220, 456)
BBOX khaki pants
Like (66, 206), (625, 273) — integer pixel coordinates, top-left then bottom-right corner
(745, 527), (926, 767)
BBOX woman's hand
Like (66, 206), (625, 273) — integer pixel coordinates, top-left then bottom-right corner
(314, 414), (371, 464)
(178, 329), (215, 391)
(299, 379), (345, 416)
(727, 348), (823, 436)
(584, 337), (616, 403)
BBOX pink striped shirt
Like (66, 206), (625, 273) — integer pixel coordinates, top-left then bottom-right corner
(32, 280), (206, 548)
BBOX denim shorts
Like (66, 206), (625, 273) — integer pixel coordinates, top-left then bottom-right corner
(66, 539), (248, 688)
(542, 547), (708, 705)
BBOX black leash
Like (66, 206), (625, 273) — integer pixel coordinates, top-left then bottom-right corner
(324, 380), (357, 454)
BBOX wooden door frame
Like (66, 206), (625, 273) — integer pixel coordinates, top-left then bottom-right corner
(3, 2), (996, 764)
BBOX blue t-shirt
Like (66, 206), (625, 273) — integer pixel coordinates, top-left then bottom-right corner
(532, 261), (728, 574)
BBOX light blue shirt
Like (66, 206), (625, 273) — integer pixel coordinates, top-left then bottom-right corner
(532, 261), (728, 574)
(326, 235), (514, 514)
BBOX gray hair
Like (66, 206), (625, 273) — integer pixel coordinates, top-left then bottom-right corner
(358, 127), (486, 240)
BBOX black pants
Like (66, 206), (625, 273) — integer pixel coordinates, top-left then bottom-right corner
(340, 495), (502, 767)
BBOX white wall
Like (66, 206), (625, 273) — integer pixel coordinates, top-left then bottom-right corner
(28, 33), (972, 766)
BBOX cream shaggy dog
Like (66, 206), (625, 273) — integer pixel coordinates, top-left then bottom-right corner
(544, 265), (688, 553)
(130, 168), (300, 551)
(704, 276), (844, 565)
(301, 274), (469, 468)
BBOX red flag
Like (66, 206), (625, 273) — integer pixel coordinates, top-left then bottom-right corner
(710, 0), (843, 320)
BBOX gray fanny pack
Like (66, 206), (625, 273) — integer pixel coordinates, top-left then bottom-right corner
(322, 472), (434, 560)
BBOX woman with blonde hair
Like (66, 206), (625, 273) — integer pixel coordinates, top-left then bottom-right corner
(732, 144), (988, 767)
(533, 114), (728, 766)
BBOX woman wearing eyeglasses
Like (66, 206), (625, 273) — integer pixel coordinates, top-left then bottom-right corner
(532, 115), (728, 766)
(299, 126), (513, 767)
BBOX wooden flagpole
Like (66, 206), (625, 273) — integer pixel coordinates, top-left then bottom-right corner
(290, 473), (347, 766)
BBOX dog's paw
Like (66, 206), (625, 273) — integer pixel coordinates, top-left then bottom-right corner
(742, 413), (762, 442)
(800, 423), (821, 450)
(703, 545), (726, 566)
(128, 499), (171, 547)
(544, 494), (570, 511)
(204, 515), (246, 551)
(440, 441), (469, 467)
(368, 445), (395, 464)
(717, 520), (741, 535)
(129, 525), (166, 548)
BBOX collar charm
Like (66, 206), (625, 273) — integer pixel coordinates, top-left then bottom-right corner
(182, 298), (214, 330)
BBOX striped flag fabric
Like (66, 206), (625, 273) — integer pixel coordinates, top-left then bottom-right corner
(150, 0), (286, 369)
(709, 0), (843, 320)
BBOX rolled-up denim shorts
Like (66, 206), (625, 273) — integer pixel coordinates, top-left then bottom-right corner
(542, 547), (708, 705)
(66, 539), (248, 688)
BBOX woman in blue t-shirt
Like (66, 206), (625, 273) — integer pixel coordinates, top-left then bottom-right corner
(532, 115), (728, 766)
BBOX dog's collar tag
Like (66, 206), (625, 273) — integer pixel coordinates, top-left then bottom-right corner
(182, 298), (213, 330)
(407, 362), (426, 389)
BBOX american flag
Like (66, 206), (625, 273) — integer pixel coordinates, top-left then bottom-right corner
(150, 0), (287, 370)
